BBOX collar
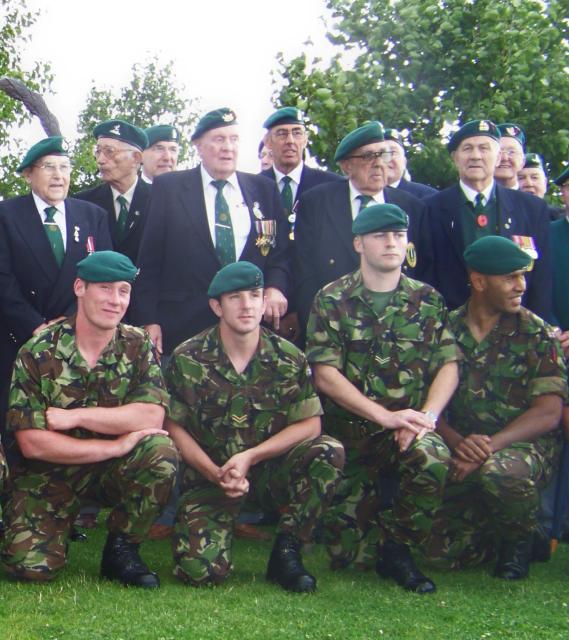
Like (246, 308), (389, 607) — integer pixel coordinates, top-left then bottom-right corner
(32, 192), (66, 218)
(459, 179), (495, 204)
(348, 181), (385, 204)
(273, 162), (303, 186)
(200, 164), (239, 191)
(111, 178), (138, 205)
(140, 171), (152, 184)
(197, 325), (279, 369)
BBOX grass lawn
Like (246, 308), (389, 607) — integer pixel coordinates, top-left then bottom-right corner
(0, 526), (568, 640)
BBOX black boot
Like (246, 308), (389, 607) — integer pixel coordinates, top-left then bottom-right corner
(266, 533), (316, 593)
(376, 540), (436, 594)
(101, 533), (159, 588)
(494, 537), (531, 580)
(531, 524), (551, 563)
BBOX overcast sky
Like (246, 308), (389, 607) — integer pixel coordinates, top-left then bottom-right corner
(18, 0), (338, 172)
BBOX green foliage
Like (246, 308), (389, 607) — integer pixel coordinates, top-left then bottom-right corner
(0, 0), (53, 198)
(1, 525), (569, 639)
(72, 56), (200, 191)
(274, 0), (569, 190)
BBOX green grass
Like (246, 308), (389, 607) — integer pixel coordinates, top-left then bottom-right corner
(0, 527), (568, 640)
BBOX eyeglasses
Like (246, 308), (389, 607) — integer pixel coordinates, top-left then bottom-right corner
(500, 149), (523, 159)
(33, 162), (72, 174)
(94, 145), (131, 159)
(273, 128), (306, 141)
(346, 150), (393, 162)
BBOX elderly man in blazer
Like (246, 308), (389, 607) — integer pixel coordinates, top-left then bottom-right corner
(75, 119), (150, 264)
(0, 136), (112, 429)
(130, 108), (291, 358)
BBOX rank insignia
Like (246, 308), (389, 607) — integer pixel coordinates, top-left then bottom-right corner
(406, 242), (417, 268)
(232, 414), (248, 425)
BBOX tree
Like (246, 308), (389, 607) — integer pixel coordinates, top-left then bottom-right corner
(274, 0), (569, 190)
(72, 56), (200, 191)
(0, 0), (53, 198)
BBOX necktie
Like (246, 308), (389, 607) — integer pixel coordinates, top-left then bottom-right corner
(357, 194), (373, 212)
(474, 193), (485, 214)
(44, 206), (64, 267)
(116, 195), (129, 240)
(212, 180), (236, 266)
(281, 175), (293, 212)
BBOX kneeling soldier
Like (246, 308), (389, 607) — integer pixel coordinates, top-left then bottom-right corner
(426, 236), (567, 579)
(306, 204), (460, 594)
(1, 251), (179, 587)
(165, 261), (344, 592)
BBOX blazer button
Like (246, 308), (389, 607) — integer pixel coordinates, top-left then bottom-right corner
(30, 290), (36, 296)
(329, 258), (335, 265)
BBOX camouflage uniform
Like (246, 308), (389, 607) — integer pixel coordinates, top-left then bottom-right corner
(426, 305), (567, 567)
(166, 325), (344, 585)
(305, 270), (459, 569)
(1, 317), (179, 581)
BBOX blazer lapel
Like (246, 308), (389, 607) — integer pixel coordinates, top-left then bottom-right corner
(236, 173), (259, 260)
(123, 178), (147, 239)
(182, 168), (219, 260)
(439, 184), (468, 266)
(328, 182), (356, 257)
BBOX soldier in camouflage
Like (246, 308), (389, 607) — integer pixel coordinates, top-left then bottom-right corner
(165, 261), (344, 593)
(425, 236), (567, 579)
(1, 251), (179, 588)
(305, 203), (460, 594)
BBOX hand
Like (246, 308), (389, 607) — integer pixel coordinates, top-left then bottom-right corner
(556, 330), (569, 359)
(46, 407), (79, 431)
(218, 467), (250, 498)
(454, 434), (493, 464)
(113, 428), (169, 458)
(277, 312), (300, 343)
(144, 324), (163, 358)
(393, 427), (417, 452)
(220, 450), (254, 482)
(264, 287), (288, 332)
(380, 409), (435, 434)
(448, 457), (481, 483)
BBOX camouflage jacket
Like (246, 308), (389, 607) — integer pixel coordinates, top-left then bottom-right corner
(8, 316), (169, 438)
(448, 303), (568, 437)
(166, 325), (323, 465)
(305, 271), (460, 420)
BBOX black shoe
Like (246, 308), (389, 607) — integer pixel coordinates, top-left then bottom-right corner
(531, 525), (551, 563)
(266, 533), (316, 593)
(69, 527), (88, 542)
(376, 541), (436, 594)
(100, 533), (159, 588)
(494, 537), (531, 580)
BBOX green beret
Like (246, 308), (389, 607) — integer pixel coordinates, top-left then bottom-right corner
(191, 108), (237, 142)
(334, 121), (385, 162)
(207, 261), (264, 299)
(464, 236), (531, 275)
(384, 128), (404, 147)
(524, 152), (545, 171)
(145, 125), (180, 147)
(93, 119), (148, 150)
(554, 166), (569, 187)
(263, 107), (305, 129)
(76, 251), (139, 283)
(17, 136), (69, 173)
(447, 120), (500, 152)
(497, 123), (525, 149)
(352, 203), (409, 235)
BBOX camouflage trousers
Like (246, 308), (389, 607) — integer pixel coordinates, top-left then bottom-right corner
(1, 434), (179, 582)
(424, 437), (560, 568)
(322, 429), (450, 570)
(173, 435), (344, 586)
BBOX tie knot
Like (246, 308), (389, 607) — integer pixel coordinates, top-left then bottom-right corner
(44, 206), (58, 223)
(357, 194), (373, 209)
(282, 176), (292, 186)
(212, 179), (228, 191)
(475, 193), (484, 206)
(117, 195), (128, 207)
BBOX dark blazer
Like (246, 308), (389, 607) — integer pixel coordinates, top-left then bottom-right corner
(423, 183), (552, 319)
(0, 194), (112, 392)
(295, 181), (431, 333)
(74, 177), (150, 264)
(130, 166), (292, 354)
(396, 178), (438, 200)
